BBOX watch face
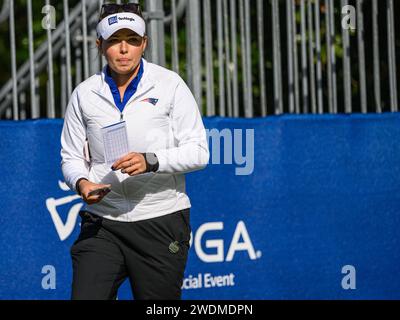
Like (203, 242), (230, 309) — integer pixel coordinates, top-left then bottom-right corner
(146, 153), (158, 165)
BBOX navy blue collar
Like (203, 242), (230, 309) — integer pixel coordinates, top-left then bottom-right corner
(104, 59), (144, 112)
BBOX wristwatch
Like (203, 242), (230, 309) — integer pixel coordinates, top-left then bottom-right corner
(142, 152), (159, 172)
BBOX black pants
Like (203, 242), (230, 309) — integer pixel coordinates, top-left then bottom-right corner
(70, 208), (191, 300)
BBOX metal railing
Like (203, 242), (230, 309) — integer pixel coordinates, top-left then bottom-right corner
(0, 0), (399, 119)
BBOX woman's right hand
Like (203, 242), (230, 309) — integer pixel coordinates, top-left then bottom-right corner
(78, 179), (111, 205)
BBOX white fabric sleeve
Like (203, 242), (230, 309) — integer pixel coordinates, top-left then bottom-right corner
(154, 78), (210, 174)
(60, 88), (90, 192)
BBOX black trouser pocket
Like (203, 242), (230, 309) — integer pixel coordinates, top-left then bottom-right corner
(73, 211), (103, 245)
(177, 208), (191, 245)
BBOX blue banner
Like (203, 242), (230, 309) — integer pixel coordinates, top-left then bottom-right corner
(1, 113), (399, 299)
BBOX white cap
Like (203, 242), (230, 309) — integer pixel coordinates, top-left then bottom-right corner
(96, 12), (146, 40)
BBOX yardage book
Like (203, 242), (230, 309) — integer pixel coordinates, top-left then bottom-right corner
(101, 121), (129, 167)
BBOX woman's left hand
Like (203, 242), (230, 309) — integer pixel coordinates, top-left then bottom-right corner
(112, 152), (147, 176)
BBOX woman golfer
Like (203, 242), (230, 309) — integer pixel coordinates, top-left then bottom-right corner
(60, 3), (209, 300)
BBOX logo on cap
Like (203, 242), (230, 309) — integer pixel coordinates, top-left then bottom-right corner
(118, 16), (135, 22)
(108, 15), (118, 25)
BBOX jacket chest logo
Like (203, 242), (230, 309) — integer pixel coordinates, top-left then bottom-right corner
(140, 98), (159, 106)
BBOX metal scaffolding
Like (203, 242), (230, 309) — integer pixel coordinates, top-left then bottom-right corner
(0, 0), (398, 119)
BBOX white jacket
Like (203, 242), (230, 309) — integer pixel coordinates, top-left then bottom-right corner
(60, 59), (209, 222)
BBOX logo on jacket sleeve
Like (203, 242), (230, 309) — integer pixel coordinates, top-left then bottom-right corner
(108, 15), (118, 25)
(140, 98), (159, 106)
